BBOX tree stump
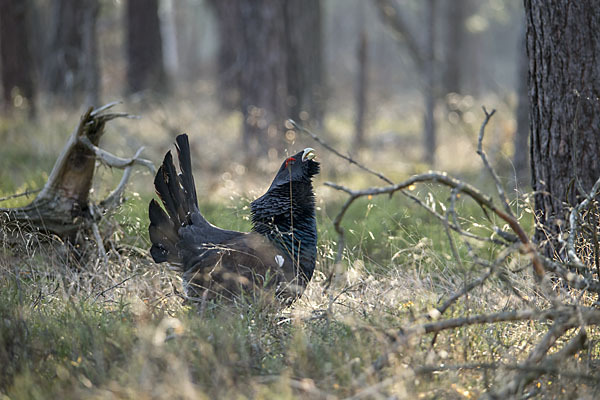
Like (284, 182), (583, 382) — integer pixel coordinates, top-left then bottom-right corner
(0, 103), (154, 243)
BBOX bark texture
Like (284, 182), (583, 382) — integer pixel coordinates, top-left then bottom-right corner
(525, 1), (600, 258)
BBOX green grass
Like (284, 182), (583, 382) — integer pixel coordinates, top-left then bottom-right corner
(1, 101), (597, 399)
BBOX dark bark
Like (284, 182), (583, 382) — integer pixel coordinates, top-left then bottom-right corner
(126, 0), (167, 94)
(513, 25), (529, 187)
(525, 1), (600, 259)
(238, 0), (289, 159)
(442, 0), (467, 94)
(0, 0), (36, 112)
(283, 0), (325, 127)
(45, 0), (100, 104)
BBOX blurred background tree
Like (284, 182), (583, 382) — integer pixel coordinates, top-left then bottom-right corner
(126, 0), (167, 95)
(0, 0), (36, 114)
(44, 0), (100, 106)
(0, 0), (526, 170)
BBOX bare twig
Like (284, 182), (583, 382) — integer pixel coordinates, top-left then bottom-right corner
(488, 328), (588, 399)
(567, 174), (600, 267)
(325, 170), (544, 278)
(415, 361), (598, 382)
(476, 107), (514, 217)
(91, 273), (141, 303)
(289, 119), (393, 185)
(436, 243), (520, 315)
(0, 188), (42, 203)
(78, 136), (155, 174)
(100, 147), (146, 209)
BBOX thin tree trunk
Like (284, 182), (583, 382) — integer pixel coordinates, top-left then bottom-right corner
(284, 0), (325, 127)
(45, 0), (99, 104)
(238, 0), (288, 160)
(0, 0), (36, 113)
(354, 29), (368, 150)
(126, 0), (167, 94)
(423, 0), (437, 166)
(82, 0), (100, 107)
(207, 0), (243, 110)
(525, 1), (600, 259)
(443, 0), (467, 95)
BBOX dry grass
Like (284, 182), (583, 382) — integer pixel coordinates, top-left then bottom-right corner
(1, 95), (598, 399)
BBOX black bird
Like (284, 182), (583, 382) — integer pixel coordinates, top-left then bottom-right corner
(149, 134), (319, 306)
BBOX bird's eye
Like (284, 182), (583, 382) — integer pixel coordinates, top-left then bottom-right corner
(285, 157), (296, 168)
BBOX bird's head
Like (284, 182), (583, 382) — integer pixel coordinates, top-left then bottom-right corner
(268, 148), (320, 189)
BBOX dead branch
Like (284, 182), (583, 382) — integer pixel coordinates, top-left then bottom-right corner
(296, 108), (600, 397)
(488, 328), (588, 399)
(325, 170), (544, 277)
(476, 107), (514, 217)
(289, 119), (393, 185)
(415, 361), (598, 382)
(322, 109), (545, 276)
(568, 174), (600, 267)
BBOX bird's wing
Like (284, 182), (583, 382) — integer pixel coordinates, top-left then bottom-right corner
(181, 233), (306, 304)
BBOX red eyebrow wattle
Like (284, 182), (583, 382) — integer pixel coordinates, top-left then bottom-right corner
(285, 157), (296, 167)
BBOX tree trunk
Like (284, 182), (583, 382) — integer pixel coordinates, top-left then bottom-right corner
(126, 0), (167, 94)
(513, 24), (529, 187)
(525, 1), (600, 259)
(353, 29), (368, 150)
(238, 0), (288, 160)
(82, 0), (100, 107)
(209, 0), (325, 160)
(174, 0), (203, 83)
(442, 0), (467, 95)
(0, 0), (36, 113)
(207, 0), (243, 110)
(45, 0), (99, 105)
(283, 0), (325, 127)
(423, 0), (437, 166)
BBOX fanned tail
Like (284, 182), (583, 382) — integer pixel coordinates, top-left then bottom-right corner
(149, 134), (241, 267)
(149, 134), (199, 264)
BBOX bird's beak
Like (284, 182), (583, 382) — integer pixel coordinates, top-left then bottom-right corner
(302, 148), (316, 162)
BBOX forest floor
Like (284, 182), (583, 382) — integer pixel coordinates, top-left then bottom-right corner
(1, 95), (597, 399)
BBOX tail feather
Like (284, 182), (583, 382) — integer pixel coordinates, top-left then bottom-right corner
(149, 134), (244, 266)
(149, 199), (178, 263)
(176, 134), (198, 213)
(149, 134), (199, 264)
